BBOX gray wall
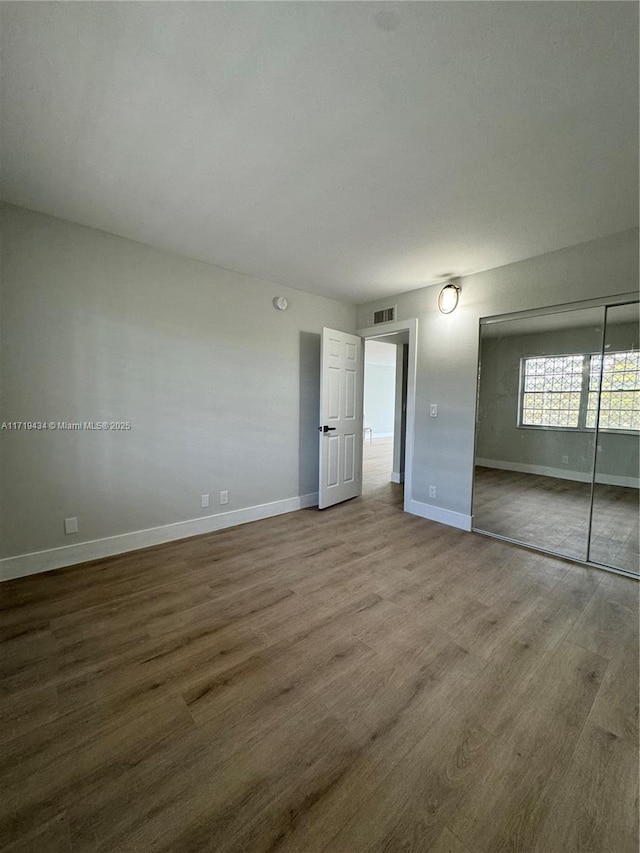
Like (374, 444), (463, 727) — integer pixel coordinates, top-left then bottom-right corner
(357, 229), (639, 520)
(364, 350), (396, 438)
(476, 322), (639, 482)
(0, 204), (355, 558)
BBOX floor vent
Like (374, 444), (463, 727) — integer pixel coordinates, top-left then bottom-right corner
(373, 306), (396, 325)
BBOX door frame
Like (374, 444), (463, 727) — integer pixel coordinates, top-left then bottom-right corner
(356, 318), (418, 514)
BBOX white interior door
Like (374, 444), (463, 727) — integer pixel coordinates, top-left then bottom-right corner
(318, 327), (364, 509)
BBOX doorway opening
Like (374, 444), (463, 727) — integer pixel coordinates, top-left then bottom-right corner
(362, 332), (409, 505)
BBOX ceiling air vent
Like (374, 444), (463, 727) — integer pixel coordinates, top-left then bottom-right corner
(373, 306), (396, 325)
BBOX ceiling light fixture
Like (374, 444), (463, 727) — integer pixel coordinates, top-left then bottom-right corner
(437, 281), (461, 314)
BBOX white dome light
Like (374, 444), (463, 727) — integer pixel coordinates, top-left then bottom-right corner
(438, 283), (461, 314)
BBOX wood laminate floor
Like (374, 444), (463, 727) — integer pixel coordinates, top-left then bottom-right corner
(473, 466), (640, 575)
(1, 440), (638, 852)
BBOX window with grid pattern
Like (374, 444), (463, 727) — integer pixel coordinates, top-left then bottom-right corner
(520, 355), (583, 428)
(520, 351), (639, 432)
(587, 352), (640, 431)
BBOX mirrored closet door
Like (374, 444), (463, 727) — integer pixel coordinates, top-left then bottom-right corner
(473, 300), (639, 578)
(589, 303), (640, 573)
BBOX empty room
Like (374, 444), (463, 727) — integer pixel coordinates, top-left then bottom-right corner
(0, 3), (638, 852)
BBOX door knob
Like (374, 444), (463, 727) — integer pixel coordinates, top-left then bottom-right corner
(318, 425), (337, 433)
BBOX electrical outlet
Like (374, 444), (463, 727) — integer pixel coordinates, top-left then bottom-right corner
(430, 404), (438, 418)
(64, 517), (78, 535)
(201, 493), (210, 509)
(428, 485), (437, 499)
(219, 490), (229, 505)
(562, 455), (569, 465)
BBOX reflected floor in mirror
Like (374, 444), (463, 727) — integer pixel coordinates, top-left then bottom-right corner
(473, 467), (639, 575)
(591, 484), (640, 574)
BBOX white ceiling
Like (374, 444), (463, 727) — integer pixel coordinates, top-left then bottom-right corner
(1, 2), (637, 304)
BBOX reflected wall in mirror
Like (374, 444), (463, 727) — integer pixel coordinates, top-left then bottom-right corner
(589, 303), (639, 573)
(473, 301), (639, 577)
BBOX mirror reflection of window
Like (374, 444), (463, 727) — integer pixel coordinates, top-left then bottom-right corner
(588, 351), (640, 431)
(520, 354), (584, 428)
(517, 350), (640, 431)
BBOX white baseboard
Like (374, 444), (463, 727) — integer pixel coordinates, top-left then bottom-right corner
(372, 431), (394, 439)
(476, 458), (639, 489)
(407, 499), (472, 532)
(298, 493), (319, 509)
(0, 493), (319, 582)
(391, 471), (404, 484)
